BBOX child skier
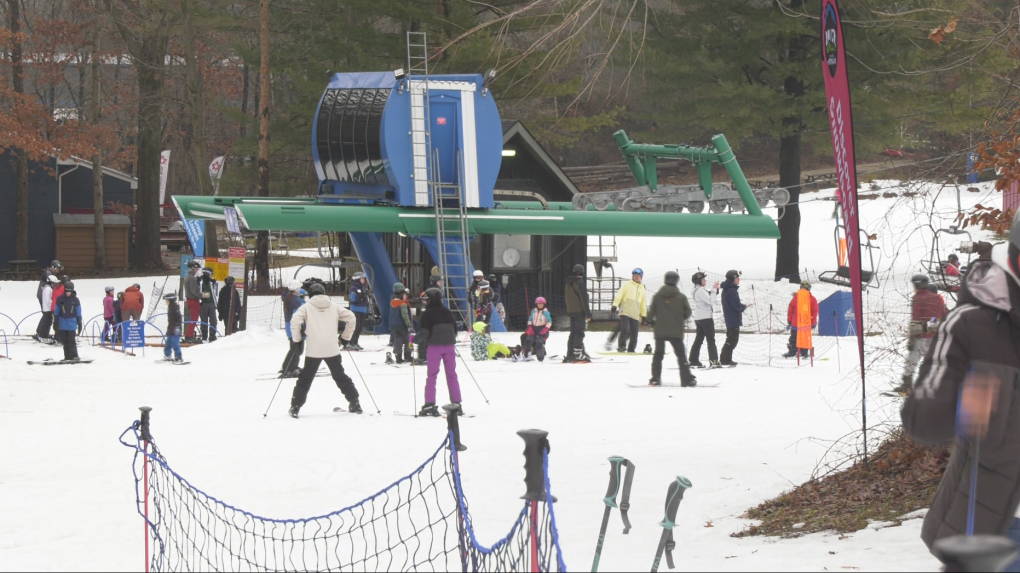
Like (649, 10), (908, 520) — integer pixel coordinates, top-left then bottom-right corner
(522, 297), (552, 361)
(415, 274), (443, 365)
(102, 286), (116, 343)
(347, 272), (370, 350)
(162, 293), (184, 363)
(471, 321), (491, 361)
(387, 283), (413, 365)
(474, 280), (498, 325)
(112, 292), (124, 343)
(54, 281), (82, 362)
(416, 287), (463, 417)
(281, 280), (305, 377)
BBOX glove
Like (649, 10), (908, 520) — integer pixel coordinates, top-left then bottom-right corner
(526, 326), (535, 336)
(641, 318), (649, 327)
(611, 306), (617, 314)
(539, 327), (549, 337)
(77, 328), (82, 336)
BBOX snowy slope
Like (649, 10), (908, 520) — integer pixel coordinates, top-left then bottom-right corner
(0, 180), (998, 571)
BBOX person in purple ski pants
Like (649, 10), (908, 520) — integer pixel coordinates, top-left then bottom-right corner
(416, 287), (463, 417)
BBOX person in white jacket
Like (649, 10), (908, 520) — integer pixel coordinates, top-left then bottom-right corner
(288, 283), (362, 418)
(688, 272), (720, 368)
(33, 275), (58, 343)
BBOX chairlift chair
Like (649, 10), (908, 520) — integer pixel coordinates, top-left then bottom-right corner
(818, 205), (880, 289)
(919, 225), (971, 296)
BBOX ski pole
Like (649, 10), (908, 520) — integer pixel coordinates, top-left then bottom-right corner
(454, 347), (490, 405)
(592, 456), (635, 572)
(262, 375), (286, 419)
(768, 305), (773, 367)
(967, 437), (980, 536)
(411, 334), (418, 417)
(751, 285), (762, 334)
(346, 349), (381, 414)
(834, 311), (841, 373)
(651, 476), (691, 572)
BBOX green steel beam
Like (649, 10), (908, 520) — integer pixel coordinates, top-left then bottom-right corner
(172, 195), (317, 220)
(232, 203), (780, 239)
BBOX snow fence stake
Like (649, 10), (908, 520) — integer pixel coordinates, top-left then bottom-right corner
(651, 476), (691, 572)
(592, 456), (635, 572)
(139, 406), (153, 573)
(834, 311), (841, 373)
(518, 429), (553, 573)
(443, 404), (466, 452)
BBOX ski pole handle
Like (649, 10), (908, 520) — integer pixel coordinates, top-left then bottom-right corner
(603, 456), (626, 508)
(603, 456), (635, 533)
(660, 476), (692, 530)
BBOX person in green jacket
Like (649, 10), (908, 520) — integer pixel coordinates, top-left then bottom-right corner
(647, 271), (696, 387)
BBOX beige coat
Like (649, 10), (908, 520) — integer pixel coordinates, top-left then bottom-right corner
(291, 295), (356, 358)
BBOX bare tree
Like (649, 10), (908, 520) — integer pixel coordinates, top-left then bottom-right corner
(91, 0), (107, 270)
(9, 0), (29, 260)
(254, 0), (270, 286)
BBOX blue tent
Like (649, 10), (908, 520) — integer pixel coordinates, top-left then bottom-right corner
(818, 291), (856, 337)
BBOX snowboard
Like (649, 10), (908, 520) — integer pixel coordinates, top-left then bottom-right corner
(256, 371), (330, 381)
(597, 351), (653, 357)
(392, 410), (475, 419)
(27, 359), (93, 365)
(155, 359), (191, 365)
(626, 382), (720, 389)
(332, 407), (373, 415)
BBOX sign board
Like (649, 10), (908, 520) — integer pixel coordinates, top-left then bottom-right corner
(215, 258), (230, 281)
(224, 207), (241, 234)
(180, 254), (194, 279)
(437, 117), (447, 125)
(183, 219), (206, 257)
(123, 320), (145, 350)
(229, 247), (246, 291)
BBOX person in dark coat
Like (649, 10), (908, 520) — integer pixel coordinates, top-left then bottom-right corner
(54, 281), (83, 361)
(647, 271), (696, 386)
(416, 287), (462, 417)
(280, 281), (306, 377)
(348, 272), (370, 350)
(217, 276), (241, 336)
(415, 274), (443, 365)
(388, 283), (413, 364)
(564, 263), (592, 363)
(719, 270), (749, 366)
(162, 293), (185, 362)
(901, 234), (1020, 570)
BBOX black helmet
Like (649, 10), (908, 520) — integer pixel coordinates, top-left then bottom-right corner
(162, 292), (178, 302)
(50, 260), (63, 270)
(61, 275), (69, 283)
(224, 276), (235, 286)
(64, 281), (75, 292)
(692, 272), (707, 285)
(488, 274), (497, 282)
(664, 271), (680, 286)
(948, 253), (959, 262)
(187, 260), (201, 269)
(725, 270), (741, 281)
(425, 287), (444, 301)
(308, 283), (326, 297)
(911, 274), (930, 289)
(572, 264), (585, 275)
(429, 274), (443, 286)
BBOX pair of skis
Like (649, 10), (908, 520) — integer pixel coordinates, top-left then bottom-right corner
(590, 455), (692, 572)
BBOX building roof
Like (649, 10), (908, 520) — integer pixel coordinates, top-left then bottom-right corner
(53, 214), (132, 226)
(501, 121), (580, 196)
(56, 156), (138, 189)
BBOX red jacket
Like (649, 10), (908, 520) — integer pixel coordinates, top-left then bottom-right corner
(944, 262), (960, 277)
(912, 289), (948, 339)
(787, 291), (819, 327)
(121, 286), (145, 313)
(51, 284), (65, 312)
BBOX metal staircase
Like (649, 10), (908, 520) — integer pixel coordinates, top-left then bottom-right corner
(407, 31), (474, 326)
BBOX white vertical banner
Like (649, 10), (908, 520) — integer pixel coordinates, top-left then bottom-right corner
(209, 156), (226, 196)
(158, 149), (171, 216)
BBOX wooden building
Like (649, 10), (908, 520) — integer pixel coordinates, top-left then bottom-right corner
(53, 214), (132, 273)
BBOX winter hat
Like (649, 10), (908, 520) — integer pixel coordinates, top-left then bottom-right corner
(162, 293), (178, 302)
(352, 272), (365, 280)
(800, 280), (811, 291)
(288, 280), (302, 292)
(105, 286), (115, 293)
(478, 280), (491, 289)
(393, 282), (407, 294)
(572, 264), (585, 275)
(535, 296), (547, 305)
(692, 272), (707, 285)
(910, 274), (930, 290)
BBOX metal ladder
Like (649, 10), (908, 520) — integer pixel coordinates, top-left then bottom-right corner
(407, 31), (474, 326)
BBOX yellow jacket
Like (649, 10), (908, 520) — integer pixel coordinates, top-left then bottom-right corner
(613, 280), (647, 320)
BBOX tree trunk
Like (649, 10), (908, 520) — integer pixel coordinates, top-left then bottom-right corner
(133, 43), (167, 270)
(240, 61), (249, 139)
(9, 0), (29, 260)
(775, 130), (801, 282)
(181, 0), (218, 258)
(91, 7), (107, 270)
(255, 0), (271, 286)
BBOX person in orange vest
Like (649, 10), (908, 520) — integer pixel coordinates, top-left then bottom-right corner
(783, 281), (819, 358)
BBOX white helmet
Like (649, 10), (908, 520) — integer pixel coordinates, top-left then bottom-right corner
(288, 280), (302, 291)
(473, 270), (484, 277)
(47, 275), (59, 283)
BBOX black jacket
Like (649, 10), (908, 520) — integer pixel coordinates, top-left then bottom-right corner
(565, 275), (591, 318)
(720, 280), (746, 329)
(648, 285), (692, 339)
(166, 302), (183, 335)
(418, 298), (457, 346)
(902, 247), (1020, 551)
(218, 285), (239, 321)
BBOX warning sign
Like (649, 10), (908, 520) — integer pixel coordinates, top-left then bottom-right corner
(437, 117), (447, 125)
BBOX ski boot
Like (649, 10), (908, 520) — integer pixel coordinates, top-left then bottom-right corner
(562, 353), (575, 363)
(419, 403), (440, 417)
(414, 358), (427, 366)
(574, 350), (592, 363)
(782, 349), (797, 358)
(288, 406), (300, 419)
(536, 347), (546, 362)
(172, 357), (185, 364)
(709, 360), (722, 369)
(283, 367), (302, 378)
(643, 344), (653, 354)
(649, 377), (662, 386)
(681, 376), (698, 388)
(690, 360), (704, 368)
(348, 343), (363, 351)
(385, 352), (395, 365)
(348, 400), (364, 414)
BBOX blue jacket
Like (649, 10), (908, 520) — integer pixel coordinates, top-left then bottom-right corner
(349, 280), (369, 313)
(282, 291), (305, 339)
(55, 293), (83, 332)
(720, 280), (746, 329)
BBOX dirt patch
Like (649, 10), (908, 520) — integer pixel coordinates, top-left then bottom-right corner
(733, 430), (950, 538)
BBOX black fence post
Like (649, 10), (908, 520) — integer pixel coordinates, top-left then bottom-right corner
(139, 406), (153, 442)
(443, 404), (467, 452)
(517, 429), (550, 501)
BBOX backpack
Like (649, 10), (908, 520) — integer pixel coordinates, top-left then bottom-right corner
(58, 296), (78, 320)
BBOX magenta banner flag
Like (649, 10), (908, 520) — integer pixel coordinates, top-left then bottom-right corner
(822, 0), (869, 458)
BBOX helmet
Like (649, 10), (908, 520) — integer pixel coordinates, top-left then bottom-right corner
(478, 280), (491, 289)
(224, 276), (235, 286)
(47, 275), (58, 284)
(299, 289), (307, 296)
(473, 270), (484, 278)
(692, 272), (707, 285)
(535, 296), (547, 305)
(308, 283), (326, 297)
(105, 286), (115, 293)
(202, 267), (213, 275)
(911, 274), (930, 289)
(425, 287), (444, 301)
(50, 260), (63, 270)
(725, 270), (741, 280)
(632, 268), (644, 276)
(473, 321), (488, 333)
(800, 280), (811, 291)
(572, 264), (585, 275)
(948, 253), (959, 262)
(429, 274), (443, 286)
(117, 292), (124, 298)
(132, 283), (141, 289)
(61, 275), (69, 283)
(488, 274), (497, 282)
(288, 280), (302, 291)
(393, 282), (406, 294)
(162, 292), (178, 302)
(352, 272), (365, 280)
(664, 271), (680, 286)
(64, 281), (75, 292)
(187, 260), (201, 269)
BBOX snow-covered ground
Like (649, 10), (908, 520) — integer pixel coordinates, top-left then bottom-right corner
(0, 180), (1001, 571)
